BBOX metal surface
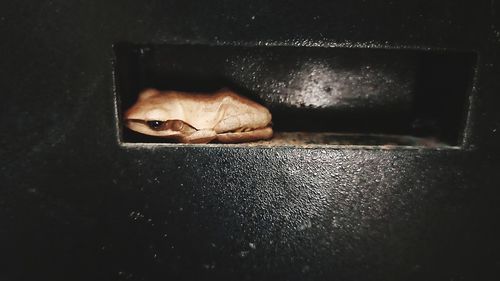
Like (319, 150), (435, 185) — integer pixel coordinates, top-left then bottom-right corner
(1, 1), (499, 281)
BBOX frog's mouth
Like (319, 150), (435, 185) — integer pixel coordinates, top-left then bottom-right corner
(125, 119), (197, 137)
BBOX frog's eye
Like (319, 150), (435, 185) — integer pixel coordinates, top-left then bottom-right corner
(146, 120), (166, 130)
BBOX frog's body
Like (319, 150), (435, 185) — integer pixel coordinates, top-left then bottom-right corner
(124, 88), (273, 143)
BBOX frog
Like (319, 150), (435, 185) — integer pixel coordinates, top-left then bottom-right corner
(124, 88), (273, 143)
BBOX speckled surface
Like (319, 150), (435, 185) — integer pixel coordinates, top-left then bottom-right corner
(1, 1), (500, 281)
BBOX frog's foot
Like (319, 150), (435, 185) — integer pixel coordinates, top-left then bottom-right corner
(178, 130), (217, 144)
(216, 127), (273, 143)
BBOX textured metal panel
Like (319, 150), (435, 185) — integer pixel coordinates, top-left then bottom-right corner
(1, 1), (499, 281)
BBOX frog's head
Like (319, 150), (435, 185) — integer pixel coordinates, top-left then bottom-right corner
(124, 89), (195, 138)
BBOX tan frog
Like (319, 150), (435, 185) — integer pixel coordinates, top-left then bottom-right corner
(124, 88), (273, 143)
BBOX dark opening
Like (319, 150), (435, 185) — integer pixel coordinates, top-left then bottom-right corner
(114, 43), (476, 147)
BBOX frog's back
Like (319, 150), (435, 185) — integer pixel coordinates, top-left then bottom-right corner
(177, 89), (270, 129)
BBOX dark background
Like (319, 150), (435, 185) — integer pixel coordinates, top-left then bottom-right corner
(1, 1), (500, 280)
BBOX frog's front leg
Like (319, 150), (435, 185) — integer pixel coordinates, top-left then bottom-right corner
(178, 130), (217, 144)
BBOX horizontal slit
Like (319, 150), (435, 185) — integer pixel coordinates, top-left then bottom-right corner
(113, 43), (476, 148)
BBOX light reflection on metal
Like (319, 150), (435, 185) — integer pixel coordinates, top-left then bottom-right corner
(274, 61), (406, 109)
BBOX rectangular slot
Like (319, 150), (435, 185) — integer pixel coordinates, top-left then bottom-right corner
(113, 43), (476, 147)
